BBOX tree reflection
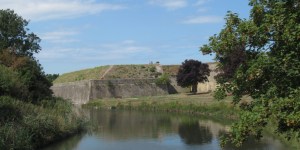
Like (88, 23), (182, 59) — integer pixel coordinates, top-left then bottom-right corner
(178, 121), (213, 145)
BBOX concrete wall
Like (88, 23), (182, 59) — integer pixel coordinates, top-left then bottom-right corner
(197, 62), (219, 93)
(91, 79), (168, 99)
(51, 79), (170, 104)
(168, 75), (190, 94)
(51, 80), (91, 104)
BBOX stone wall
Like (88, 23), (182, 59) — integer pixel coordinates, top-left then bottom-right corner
(91, 79), (169, 100)
(168, 75), (190, 94)
(51, 79), (170, 104)
(51, 80), (91, 104)
(197, 62), (219, 93)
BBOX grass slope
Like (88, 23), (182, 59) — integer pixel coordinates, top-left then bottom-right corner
(53, 64), (181, 84)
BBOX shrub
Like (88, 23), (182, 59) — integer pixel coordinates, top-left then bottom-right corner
(0, 65), (28, 100)
(141, 65), (145, 69)
(150, 67), (155, 72)
(154, 73), (170, 85)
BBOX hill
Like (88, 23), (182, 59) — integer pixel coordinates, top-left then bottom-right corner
(53, 64), (181, 84)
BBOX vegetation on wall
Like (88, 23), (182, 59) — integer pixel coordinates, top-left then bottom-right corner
(154, 73), (170, 85)
(200, 0), (300, 148)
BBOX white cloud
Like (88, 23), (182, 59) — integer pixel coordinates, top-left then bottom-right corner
(0, 0), (127, 21)
(147, 0), (187, 10)
(181, 16), (223, 24)
(51, 39), (80, 43)
(194, 0), (212, 6)
(36, 40), (153, 63)
(41, 31), (79, 40)
(122, 40), (135, 44)
(197, 7), (211, 12)
(204, 36), (210, 39)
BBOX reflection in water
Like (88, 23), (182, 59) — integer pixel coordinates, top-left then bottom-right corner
(41, 109), (289, 150)
(179, 122), (212, 145)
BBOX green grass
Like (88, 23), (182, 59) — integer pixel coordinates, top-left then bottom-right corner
(53, 64), (182, 84)
(53, 65), (109, 83)
(82, 92), (243, 118)
(0, 96), (96, 149)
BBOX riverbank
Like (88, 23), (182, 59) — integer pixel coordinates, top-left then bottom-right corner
(82, 92), (253, 119)
(0, 96), (96, 150)
(82, 92), (300, 150)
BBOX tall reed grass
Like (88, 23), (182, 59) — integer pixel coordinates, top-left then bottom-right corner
(0, 96), (94, 149)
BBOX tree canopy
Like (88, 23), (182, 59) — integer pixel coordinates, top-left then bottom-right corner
(0, 10), (52, 103)
(0, 9), (41, 58)
(200, 0), (300, 148)
(176, 59), (211, 94)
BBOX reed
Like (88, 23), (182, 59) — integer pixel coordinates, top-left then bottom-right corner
(0, 96), (95, 150)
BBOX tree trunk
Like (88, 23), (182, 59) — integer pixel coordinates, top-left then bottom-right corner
(192, 83), (198, 94)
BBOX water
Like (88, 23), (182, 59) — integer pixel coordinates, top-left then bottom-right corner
(41, 109), (289, 150)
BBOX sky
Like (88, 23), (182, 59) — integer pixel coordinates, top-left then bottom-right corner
(0, 0), (253, 75)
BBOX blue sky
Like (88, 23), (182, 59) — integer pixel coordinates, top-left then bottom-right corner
(0, 0), (252, 75)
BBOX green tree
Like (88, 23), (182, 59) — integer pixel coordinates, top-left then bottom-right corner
(45, 73), (60, 83)
(0, 9), (41, 58)
(176, 59), (211, 94)
(200, 0), (300, 148)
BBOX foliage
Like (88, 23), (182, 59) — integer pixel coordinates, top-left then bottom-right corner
(213, 46), (247, 100)
(18, 59), (53, 103)
(0, 96), (93, 150)
(0, 47), (28, 71)
(45, 73), (60, 83)
(154, 73), (170, 85)
(0, 9), (41, 58)
(176, 59), (211, 94)
(117, 100), (237, 117)
(141, 65), (145, 69)
(199, 0), (300, 148)
(0, 65), (28, 99)
(0, 47), (52, 102)
(150, 67), (156, 72)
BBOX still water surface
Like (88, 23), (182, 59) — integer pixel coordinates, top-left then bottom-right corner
(41, 109), (289, 150)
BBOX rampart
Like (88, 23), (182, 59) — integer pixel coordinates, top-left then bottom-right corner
(50, 62), (219, 104)
(196, 62), (219, 93)
(51, 78), (189, 104)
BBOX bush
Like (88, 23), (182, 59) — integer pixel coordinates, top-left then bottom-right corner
(141, 65), (145, 69)
(0, 96), (93, 149)
(18, 59), (53, 103)
(154, 73), (170, 85)
(0, 65), (28, 100)
(150, 67), (155, 72)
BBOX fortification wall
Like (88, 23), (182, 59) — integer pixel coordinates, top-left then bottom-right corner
(197, 62), (219, 93)
(168, 75), (190, 94)
(91, 79), (169, 99)
(50, 63), (218, 104)
(50, 80), (91, 104)
(51, 79), (170, 104)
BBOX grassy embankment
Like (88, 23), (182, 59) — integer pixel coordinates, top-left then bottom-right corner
(82, 92), (253, 118)
(0, 96), (96, 150)
(53, 64), (181, 83)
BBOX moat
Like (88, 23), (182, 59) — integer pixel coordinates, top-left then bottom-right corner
(41, 109), (289, 150)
